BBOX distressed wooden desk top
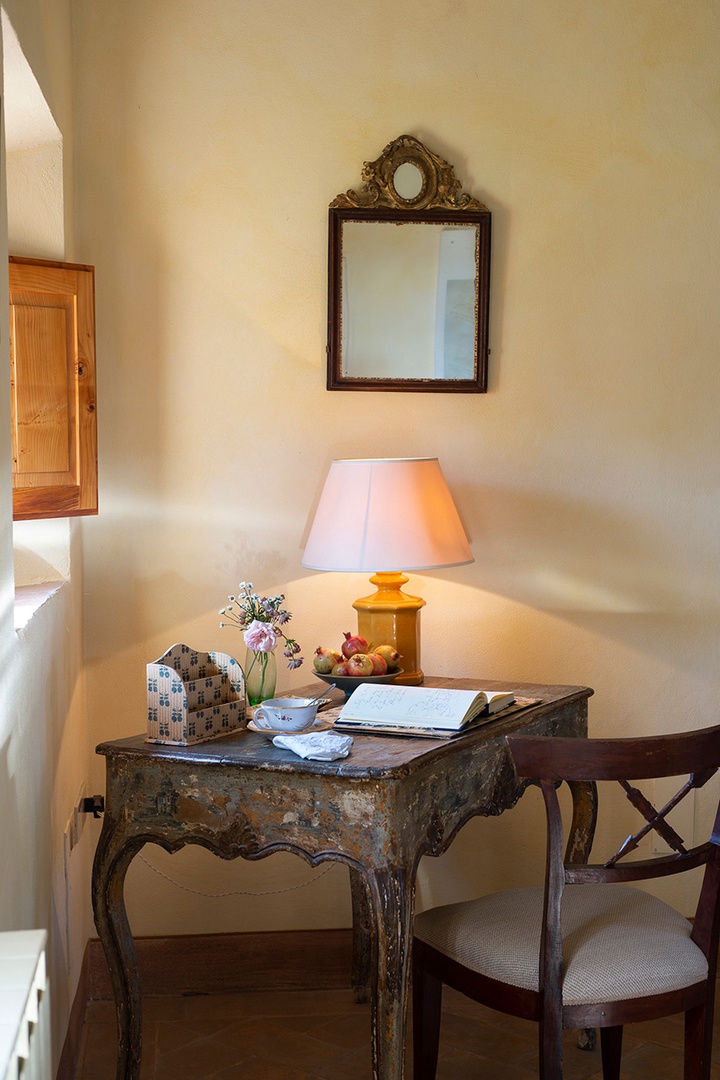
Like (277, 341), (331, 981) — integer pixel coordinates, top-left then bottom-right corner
(97, 677), (593, 779)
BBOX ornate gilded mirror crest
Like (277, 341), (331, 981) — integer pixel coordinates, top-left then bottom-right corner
(327, 135), (491, 392)
(331, 134), (488, 214)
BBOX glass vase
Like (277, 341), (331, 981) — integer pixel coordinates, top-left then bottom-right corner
(244, 647), (277, 706)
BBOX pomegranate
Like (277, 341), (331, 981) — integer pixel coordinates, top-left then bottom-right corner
(368, 652), (388, 675)
(346, 653), (374, 677)
(341, 631), (369, 659)
(331, 660), (351, 676)
(374, 644), (401, 672)
(313, 646), (342, 674)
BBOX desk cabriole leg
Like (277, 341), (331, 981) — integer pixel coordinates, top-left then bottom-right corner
(565, 779), (598, 865)
(91, 815), (144, 1080)
(349, 867), (372, 1003)
(362, 865), (415, 1080)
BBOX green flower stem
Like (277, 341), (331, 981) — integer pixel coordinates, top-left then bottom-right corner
(245, 647), (277, 706)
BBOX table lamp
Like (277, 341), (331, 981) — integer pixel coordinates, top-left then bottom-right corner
(301, 457), (474, 684)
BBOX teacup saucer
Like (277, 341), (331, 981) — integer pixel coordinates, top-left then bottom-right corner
(247, 716), (334, 739)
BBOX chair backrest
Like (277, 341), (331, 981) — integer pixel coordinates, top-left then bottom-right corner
(507, 724), (720, 978)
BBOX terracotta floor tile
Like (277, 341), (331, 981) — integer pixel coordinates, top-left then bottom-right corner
(230, 1021), (354, 1070)
(152, 1019), (232, 1057)
(310, 1044), (374, 1080)
(209, 1061), (316, 1080)
(627, 1013), (686, 1051)
(152, 1034), (251, 1080)
(547, 1039), (608, 1080)
(434, 1046), (537, 1079)
(433, 1009), (537, 1064)
(76, 1025), (115, 1080)
(182, 987), (354, 1022)
(300, 1010), (373, 1050)
(610, 1042), (686, 1080)
(73, 988), (720, 1079)
(79, 1021), (154, 1080)
(601, 1040), (720, 1080)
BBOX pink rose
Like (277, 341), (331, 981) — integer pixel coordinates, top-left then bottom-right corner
(243, 619), (278, 652)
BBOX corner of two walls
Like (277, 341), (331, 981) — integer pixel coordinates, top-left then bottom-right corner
(0, 0), (94, 1071)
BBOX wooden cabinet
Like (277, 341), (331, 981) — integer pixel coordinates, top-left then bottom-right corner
(9, 256), (98, 520)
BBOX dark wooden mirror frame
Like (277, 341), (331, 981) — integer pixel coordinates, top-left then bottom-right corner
(327, 135), (491, 393)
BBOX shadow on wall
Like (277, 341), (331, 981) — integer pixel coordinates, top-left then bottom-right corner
(460, 483), (711, 615)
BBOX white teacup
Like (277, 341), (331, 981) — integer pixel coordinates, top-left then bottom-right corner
(253, 697), (320, 733)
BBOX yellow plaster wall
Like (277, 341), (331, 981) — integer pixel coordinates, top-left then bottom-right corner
(71, 0), (720, 933)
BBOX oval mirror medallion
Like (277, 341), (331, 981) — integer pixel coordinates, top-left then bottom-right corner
(393, 162), (423, 201)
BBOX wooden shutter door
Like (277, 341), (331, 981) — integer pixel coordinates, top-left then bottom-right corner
(9, 256), (98, 520)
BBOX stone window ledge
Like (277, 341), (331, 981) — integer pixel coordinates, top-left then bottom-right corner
(14, 581), (65, 631)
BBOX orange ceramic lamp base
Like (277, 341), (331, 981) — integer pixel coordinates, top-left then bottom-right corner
(352, 572), (425, 685)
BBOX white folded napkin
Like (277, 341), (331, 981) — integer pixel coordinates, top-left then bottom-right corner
(271, 732), (353, 760)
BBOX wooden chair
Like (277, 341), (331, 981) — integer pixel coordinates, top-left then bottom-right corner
(413, 725), (720, 1079)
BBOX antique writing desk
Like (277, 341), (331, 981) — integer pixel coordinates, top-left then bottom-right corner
(92, 678), (594, 1080)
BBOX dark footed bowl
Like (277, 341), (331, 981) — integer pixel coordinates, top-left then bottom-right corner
(312, 669), (404, 699)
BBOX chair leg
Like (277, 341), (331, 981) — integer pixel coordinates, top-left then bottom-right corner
(685, 1002), (711, 1080)
(600, 1026), (623, 1080)
(412, 956), (442, 1080)
(538, 1003), (563, 1079)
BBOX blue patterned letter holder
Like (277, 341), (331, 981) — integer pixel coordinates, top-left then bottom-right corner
(146, 643), (246, 745)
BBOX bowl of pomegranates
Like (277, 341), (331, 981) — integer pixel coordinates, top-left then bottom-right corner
(312, 633), (403, 699)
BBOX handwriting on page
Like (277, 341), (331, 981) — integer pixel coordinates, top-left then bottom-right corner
(358, 687), (459, 720)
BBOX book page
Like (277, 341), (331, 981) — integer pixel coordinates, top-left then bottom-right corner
(485, 690), (516, 714)
(338, 684), (486, 730)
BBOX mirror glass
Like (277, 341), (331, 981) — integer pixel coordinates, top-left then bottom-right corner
(393, 162), (423, 200)
(341, 221), (478, 380)
(327, 135), (491, 393)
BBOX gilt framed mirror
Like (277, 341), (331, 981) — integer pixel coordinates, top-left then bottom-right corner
(327, 134), (491, 392)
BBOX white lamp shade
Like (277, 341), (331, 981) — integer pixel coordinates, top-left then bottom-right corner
(302, 457), (473, 572)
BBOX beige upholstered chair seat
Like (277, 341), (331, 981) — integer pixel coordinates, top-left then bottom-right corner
(414, 883), (708, 1006)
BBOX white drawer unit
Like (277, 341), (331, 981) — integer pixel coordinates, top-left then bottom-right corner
(0, 931), (50, 1080)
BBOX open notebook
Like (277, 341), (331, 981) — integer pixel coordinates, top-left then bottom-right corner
(332, 683), (536, 739)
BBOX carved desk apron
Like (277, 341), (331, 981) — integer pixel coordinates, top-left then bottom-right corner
(92, 678), (594, 1080)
